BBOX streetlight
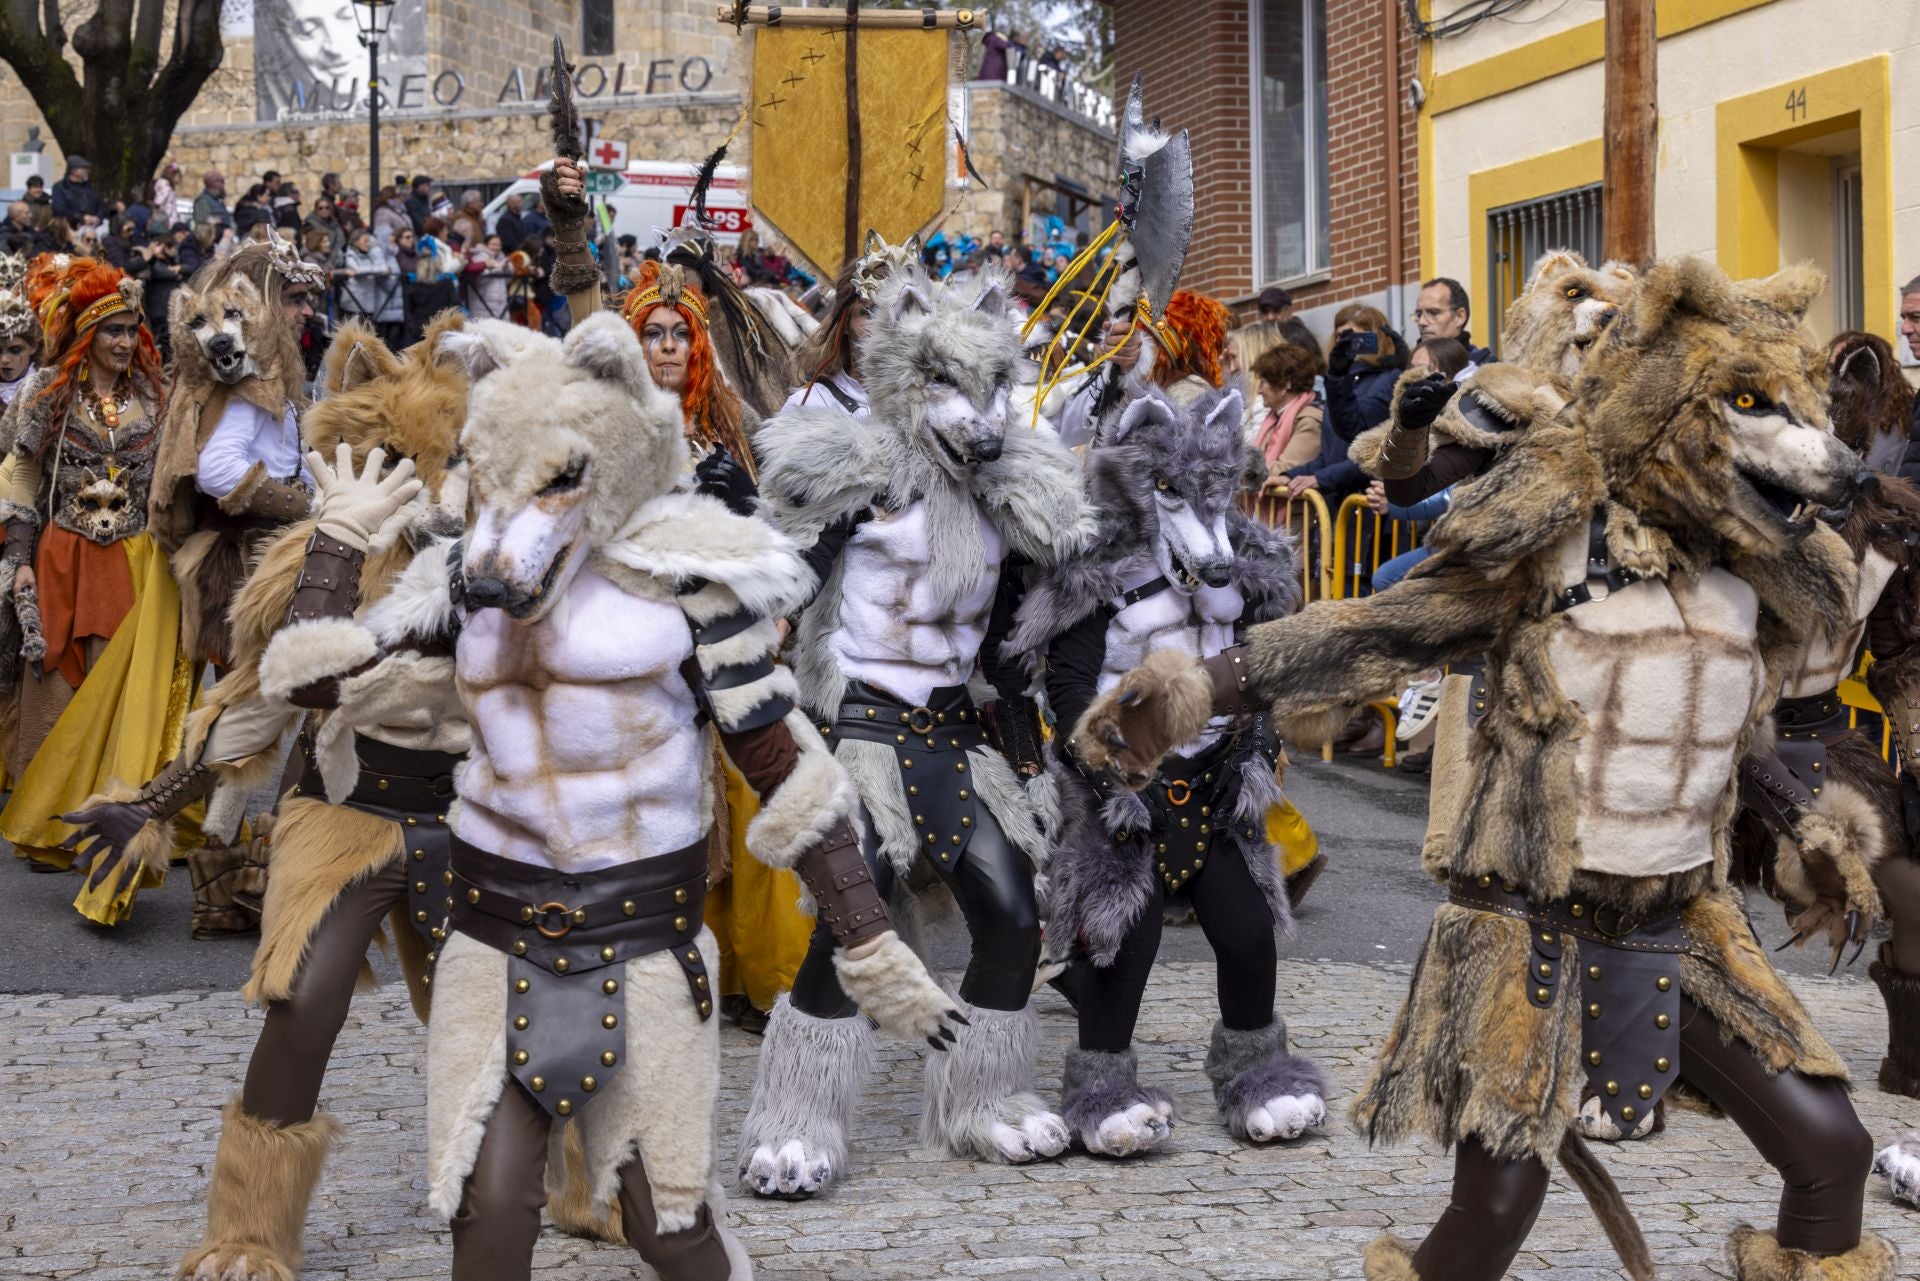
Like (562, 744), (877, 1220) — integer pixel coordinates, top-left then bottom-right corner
(353, 0), (396, 206)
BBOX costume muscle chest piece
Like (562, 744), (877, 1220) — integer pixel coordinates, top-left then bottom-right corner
(455, 566), (708, 870)
(827, 497), (1006, 704)
(1783, 545), (1896, 697)
(1102, 562), (1244, 754)
(1546, 525), (1767, 878)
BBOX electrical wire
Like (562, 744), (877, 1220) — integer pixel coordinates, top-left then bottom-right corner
(1403, 0), (1545, 40)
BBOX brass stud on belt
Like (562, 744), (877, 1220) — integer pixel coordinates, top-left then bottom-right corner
(699, 999), (712, 1016)
(432, 927), (445, 942)
(377, 779), (389, 790)
(513, 940), (528, 956)
(1605, 1080), (1619, 1096)
(602, 1051), (617, 1067)
(1655, 976), (1671, 992)
(1654, 1013), (1670, 1029)
(582, 1076), (597, 1092)
(1179, 817), (1189, 829)
(412, 849), (425, 861)
(955, 762), (966, 774)
(437, 814), (446, 823)
(1655, 1056), (1671, 1072)
(909, 785), (920, 796)
(1477, 874), (1492, 889)
(406, 817), (417, 826)
(572, 909), (587, 925)
(443, 871), (454, 887)
(415, 910), (428, 923)
(1588, 965), (1601, 980)
(515, 978), (530, 994)
(926, 833), (936, 844)
(1201, 805), (1211, 817)
(1588, 1003), (1602, 1019)
(674, 888), (688, 904)
(1501, 881), (1517, 893)
(513, 1049), (530, 1065)
(939, 851), (950, 861)
(695, 975), (708, 989)
(467, 888), (482, 905)
(903, 758), (913, 769)
(915, 815), (925, 826)
(415, 881), (427, 895)
(1588, 1050), (1603, 1067)
(686, 950), (698, 963)
(1157, 843), (1168, 853)
(604, 979), (618, 994)
(600, 946), (615, 962)
(603, 1014), (619, 1029)
(1638, 1084), (1653, 1099)
(530, 1076), (546, 1092)
(1620, 1105), (1636, 1122)
(554, 957), (569, 973)
(674, 916), (688, 932)
(1537, 962), (1552, 979)
(1535, 987), (1550, 1002)
(521, 906), (535, 923)
(556, 1099), (572, 1116)
(950, 835), (961, 846)
(957, 789), (968, 800)
(426, 952), (437, 965)
(896, 734), (907, 744)
(622, 901), (637, 917)
(1196, 841), (1208, 853)
(1570, 903), (1585, 917)
(514, 1016), (529, 1030)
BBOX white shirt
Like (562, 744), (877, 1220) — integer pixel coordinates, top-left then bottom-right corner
(197, 397), (309, 499)
(781, 372), (868, 419)
(0, 363), (36, 407)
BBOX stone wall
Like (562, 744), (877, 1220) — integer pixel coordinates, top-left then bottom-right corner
(948, 81), (1116, 239)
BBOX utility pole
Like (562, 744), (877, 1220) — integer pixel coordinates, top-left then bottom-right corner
(1602, 0), (1657, 265)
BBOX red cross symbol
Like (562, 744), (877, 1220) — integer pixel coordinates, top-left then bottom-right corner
(593, 140), (624, 167)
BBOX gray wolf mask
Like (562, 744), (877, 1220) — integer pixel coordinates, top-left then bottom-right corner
(864, 264), (1020, 480)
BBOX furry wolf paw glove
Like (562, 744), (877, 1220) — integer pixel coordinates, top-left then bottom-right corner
(835, 933), (969, 1051)
(306, 443), (423, 553)
(1777, 810), (1884, 972)
(1069, 649), (1216, 788)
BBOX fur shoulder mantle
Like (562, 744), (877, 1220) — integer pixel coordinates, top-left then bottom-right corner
(1, 367), (61, 459)
(593, 488), (815, 622)
(755, 404), (1092, 566)
(1350, 363), (1564, 478)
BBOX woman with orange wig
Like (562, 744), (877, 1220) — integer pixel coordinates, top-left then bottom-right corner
(0, 255), (196, 926)
(1057, 287), (1236, 445)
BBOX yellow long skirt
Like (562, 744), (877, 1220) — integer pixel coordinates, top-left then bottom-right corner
(0, 533), (199, 925)
(704, 758), (816, 1012)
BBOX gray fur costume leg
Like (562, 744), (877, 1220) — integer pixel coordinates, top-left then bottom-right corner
(1058, 1047), (1174, 1156)
(922, 1001), (1070, 1163)
(1204, 1020), (1328, 1143)
(735, 996), (873, 1198)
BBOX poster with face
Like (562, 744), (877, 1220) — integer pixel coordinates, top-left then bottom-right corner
(252, 0), (428, 122)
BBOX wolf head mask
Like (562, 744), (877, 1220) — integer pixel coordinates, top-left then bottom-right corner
(1827, 329), (1913, 476)
(864, 264), (1021, 481)
(1502, 251), (1638, 384)
(444, 314), (687, 623)
(1577, 258), (1864, 556)
(170, 270), (267, 385)
(1094, 384), (1261, 593)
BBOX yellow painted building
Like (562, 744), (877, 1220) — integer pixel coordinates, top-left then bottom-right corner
(1417, 0), (1917, 353)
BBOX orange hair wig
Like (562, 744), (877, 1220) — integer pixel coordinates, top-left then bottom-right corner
(620, 259), (752, 477)
(23, 255), (165, 452)
(1151, 289), (1232, 390)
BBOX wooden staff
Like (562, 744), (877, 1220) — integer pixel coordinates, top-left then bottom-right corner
(717, 4), (983, 29)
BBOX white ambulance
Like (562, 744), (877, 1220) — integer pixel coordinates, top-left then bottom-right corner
(483, 158), (751, 249)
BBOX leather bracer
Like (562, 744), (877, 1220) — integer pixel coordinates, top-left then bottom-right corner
(284, 529), (366, 626)
(1202, 646), (1257, 718)
(238, 477), (312, 523)
(133, 753), (218, 824)
(792, 819), (891, 949)
(1373, 422), (1431, 481)
(3, 518), (34, 568)
(982, 696), (1046, 775)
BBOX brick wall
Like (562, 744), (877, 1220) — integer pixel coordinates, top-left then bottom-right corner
(1112, 0), (1420, 323)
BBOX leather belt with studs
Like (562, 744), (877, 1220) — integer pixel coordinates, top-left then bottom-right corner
(1140, 717), (1278, 895)
(1739, 686), (1853, 841)
(445, 835), (711, 1122)
(825, 680), (990, 871)
(1448, 872), (1688, 1134)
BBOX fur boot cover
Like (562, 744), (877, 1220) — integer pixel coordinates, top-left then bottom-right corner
(1059, 1047), (1174, 1156)
(1203, 1020), (1328, 1143)
(425, 927), (721, 1234)
(921, 1001), (1070, 1164)
(735, 996), (874, 1198)
(1873, 1129), (1920, 1208)
(178, 1099), (341, 1281)
(1726, 1226), (1897, 1281)
(186, 839), (268, 939)
(1360, 1234), (1421, 1281)
(1867, 947), (1920, 1097)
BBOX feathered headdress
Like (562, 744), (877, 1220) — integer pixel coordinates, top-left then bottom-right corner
(25, 255), (145, 357)
(617, 256), (752, 478)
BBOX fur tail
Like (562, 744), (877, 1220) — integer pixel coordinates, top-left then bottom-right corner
(1557, 1131), (1652, 1281)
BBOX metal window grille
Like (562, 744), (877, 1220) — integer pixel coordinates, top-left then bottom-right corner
(1833, 160), (1864, 335)
(1486, 183), (1603, 357)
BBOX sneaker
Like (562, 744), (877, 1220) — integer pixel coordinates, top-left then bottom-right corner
(1396, 677), (1445, 742)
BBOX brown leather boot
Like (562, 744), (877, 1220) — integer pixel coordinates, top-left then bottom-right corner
(188, 840), (267, 939)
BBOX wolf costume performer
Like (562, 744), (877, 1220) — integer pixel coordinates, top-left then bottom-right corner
(1072, 259), (1898, 1281)
(0, 255), (200, 926)
(261, 314), (956, 1281)
(150, 234), (330, 671)
(783, 232), (920, 420)
(735, 263), (1092, 1198)
(59, 317), (470, 1281)
(1007, 382), (1326, 1156)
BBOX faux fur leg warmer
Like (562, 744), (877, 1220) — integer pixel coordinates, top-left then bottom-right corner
(179, 1100), (341, 1281)
(1726, 1227), (1898, 1281)
(1361, 1234), (1422, 1281)
(736, 997), (872, 1198)
(921, 1001), (1070, 1164)
(1204, 1020), (1329, 1142)
(1868, 948), (1920, 1098)
(1059, 1047), (1174, 1157)
(544, 1119), (625, 1244)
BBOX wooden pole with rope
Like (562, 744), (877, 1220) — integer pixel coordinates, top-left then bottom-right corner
(1602, 0), (1657, 265)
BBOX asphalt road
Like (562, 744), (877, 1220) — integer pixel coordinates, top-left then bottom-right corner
(1, 754), (1873, 998)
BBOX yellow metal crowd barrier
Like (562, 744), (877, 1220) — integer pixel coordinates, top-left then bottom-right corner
(1330, 493), (1426, 600)
(1240, 487), (1336, 603)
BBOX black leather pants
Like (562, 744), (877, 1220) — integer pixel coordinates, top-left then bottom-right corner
(1409, 996), (1873, 1280)
(1874, 850), (1920, 973)
(242, 859), (406, 1126)
(449, 1080), (732, 1281)
(789, 802), (1039, 1015)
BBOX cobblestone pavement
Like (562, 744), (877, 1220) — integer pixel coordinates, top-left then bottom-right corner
(1, 957), (1914, 1280)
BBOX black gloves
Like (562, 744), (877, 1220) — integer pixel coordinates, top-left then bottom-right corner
(1397, 373), (1458, 432)
(694, 448), (759, 516)
(1327, 330), (1357, 377)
